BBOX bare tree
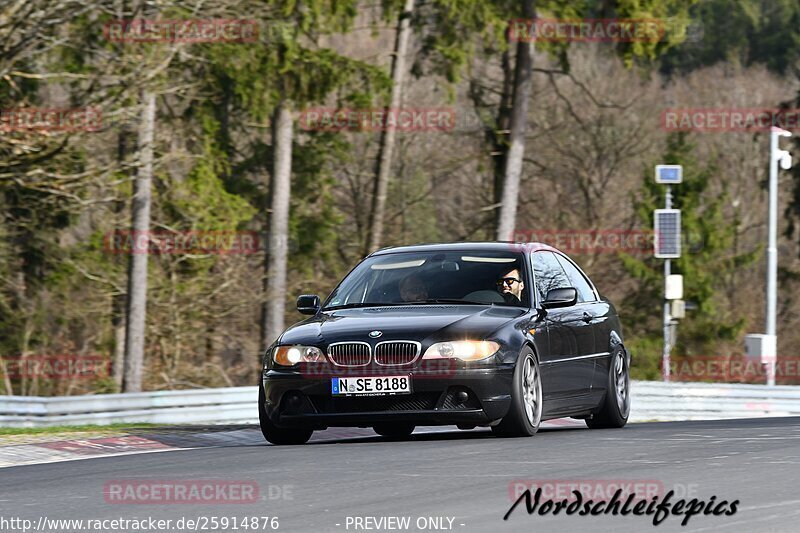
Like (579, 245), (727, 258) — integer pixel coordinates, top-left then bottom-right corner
(111, 123), (135, 389)
(366, 0), (415, 253)
(122, 91), (156, 392)
(261, 100), (294, 349)
(495, 0), (534, 241)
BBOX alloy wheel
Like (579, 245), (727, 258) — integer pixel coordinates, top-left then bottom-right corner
(614, 349), (630, 414)
(522, 356), (542, 427)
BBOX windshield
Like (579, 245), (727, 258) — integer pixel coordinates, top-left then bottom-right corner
(323, 251), (529, 309)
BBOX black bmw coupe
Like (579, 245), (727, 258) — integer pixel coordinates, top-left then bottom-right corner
(259, 242), (631, 444)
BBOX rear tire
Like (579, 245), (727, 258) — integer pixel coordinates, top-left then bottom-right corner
(258, 386), (313, 445)
(373, 423), (415, 439)
(586, 345), (630, 429)
(492, 347), (542, 438)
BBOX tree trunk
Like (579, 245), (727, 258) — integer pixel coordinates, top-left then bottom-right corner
(122, 91), (156, 392)
(492, 44), (514, 232)
(261, 100), (293, 350)
(112, 124), (132, 390)
(366, 0), (415, 254)
(495, 0), (535, 241)
(111, 294), (126, 388)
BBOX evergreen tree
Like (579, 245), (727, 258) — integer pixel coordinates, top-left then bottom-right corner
(620, 134), (759, 379)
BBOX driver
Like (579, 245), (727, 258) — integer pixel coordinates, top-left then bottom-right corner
(496, 268), (524, 304)
(399, 274), (429, 302)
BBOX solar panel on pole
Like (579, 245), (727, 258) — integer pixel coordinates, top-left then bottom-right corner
(654, 209), (681, 258)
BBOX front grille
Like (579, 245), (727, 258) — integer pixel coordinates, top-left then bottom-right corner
(309, 392), (441, 413)
(328, 342), (371, 366)
(375, 341), (420, 365)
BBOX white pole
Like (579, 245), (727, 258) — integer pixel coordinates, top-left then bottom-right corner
(663, 260), (671, 382)
(663, 185), (672, 382)
(766, 128), (791, 386)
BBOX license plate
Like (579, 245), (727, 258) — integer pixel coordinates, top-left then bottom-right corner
(331, 375), (412, 396)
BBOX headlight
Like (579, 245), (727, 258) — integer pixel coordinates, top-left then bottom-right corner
(422, 341), (500, 361)
(273, 345), (325, 366)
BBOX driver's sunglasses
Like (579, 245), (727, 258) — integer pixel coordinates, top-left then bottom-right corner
(497, 277), (521, 287)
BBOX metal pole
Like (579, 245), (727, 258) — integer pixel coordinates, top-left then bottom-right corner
(663, 185), (672, 382)
(663, 260), (671, 382)
(765, 131), (780, 386)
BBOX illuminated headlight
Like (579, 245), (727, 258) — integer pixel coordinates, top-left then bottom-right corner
(422, 341), (500, 361)
(273, 345), (325, 366)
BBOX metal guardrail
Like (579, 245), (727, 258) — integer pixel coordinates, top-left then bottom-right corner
(0, 387), (258, 427)
(1, 381), (799, 427)
(628, 381), (800, 422)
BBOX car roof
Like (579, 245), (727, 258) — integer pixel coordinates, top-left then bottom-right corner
(369, 241), (564, 256)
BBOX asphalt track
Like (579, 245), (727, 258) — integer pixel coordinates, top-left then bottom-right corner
(1, 417), (799, 533)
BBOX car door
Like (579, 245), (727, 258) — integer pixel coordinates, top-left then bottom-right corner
(554, 252), (608, 400)
(531, 251), (594, 399)
(585, 298), (614, 401)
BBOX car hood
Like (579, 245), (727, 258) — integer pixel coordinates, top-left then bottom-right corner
(278, 305), (527, 347)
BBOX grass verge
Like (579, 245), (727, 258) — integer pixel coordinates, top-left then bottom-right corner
(0, 423), (163, 436)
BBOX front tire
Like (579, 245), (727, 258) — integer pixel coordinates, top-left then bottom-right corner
(492, 347), (542, 437)
(586, 345), (630, 429)
(258, 386), (313, 445)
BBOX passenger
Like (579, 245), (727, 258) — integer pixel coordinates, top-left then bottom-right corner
(399, 274), (429, 302)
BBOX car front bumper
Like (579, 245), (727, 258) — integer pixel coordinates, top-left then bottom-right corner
(261, 366), (514, 429)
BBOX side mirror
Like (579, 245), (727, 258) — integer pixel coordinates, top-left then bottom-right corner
(296, 294), (321, 315)
(542, 287), (578, 309)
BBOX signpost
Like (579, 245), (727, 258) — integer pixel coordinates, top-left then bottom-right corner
(655, 165), (683, 382)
